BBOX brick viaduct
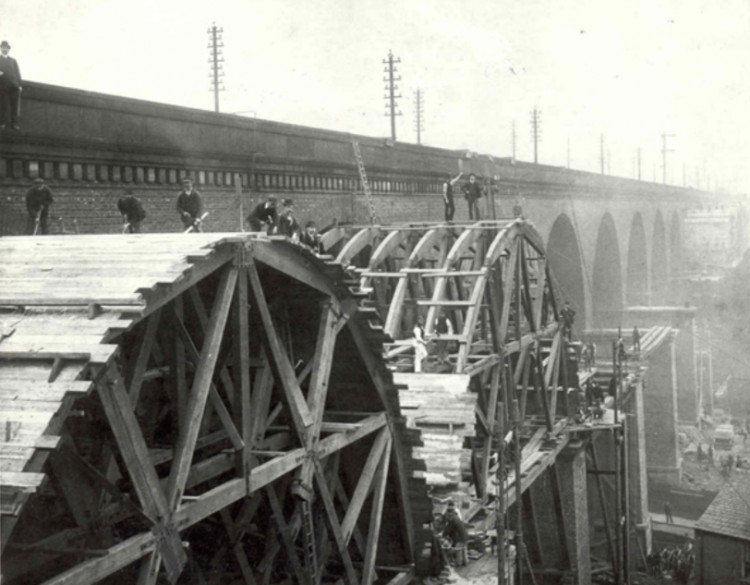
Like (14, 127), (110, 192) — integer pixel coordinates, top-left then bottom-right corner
(0, 82), (722, 483)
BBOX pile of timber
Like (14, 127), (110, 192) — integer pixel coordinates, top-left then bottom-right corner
(393, 373), (475, 487)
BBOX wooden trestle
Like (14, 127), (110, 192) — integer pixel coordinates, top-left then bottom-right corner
(0, 233), (432, 585)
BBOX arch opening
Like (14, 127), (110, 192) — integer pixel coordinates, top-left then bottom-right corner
(546, 214), (586, 332)
(670, 212), (683, 278)
(592, 213), (623, 327)
(626, 213), (648, 306)
(651, 212), (668, 304)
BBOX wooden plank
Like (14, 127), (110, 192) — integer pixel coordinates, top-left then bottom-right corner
(166, 265), (238, 509)
(233, 263), (253, 480)
(0, 340), (117, 364)
(0, 471), (46, 491)
(0, 435), (60, 450)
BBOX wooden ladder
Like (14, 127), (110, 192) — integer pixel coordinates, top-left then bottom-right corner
(351, 139), (378, 225)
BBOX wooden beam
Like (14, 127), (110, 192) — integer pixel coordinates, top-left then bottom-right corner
(361, 434), (392, 585)
(167, 265), (238, 510)
(96, 365), (186, 583)
(233, 263), (253, 480)
(312, 459), (359, 585)
(340, 427), (389, 544)
(128, 308), (162, 404)
(265, 486), (309, 585)
(246, 260), (314, 432)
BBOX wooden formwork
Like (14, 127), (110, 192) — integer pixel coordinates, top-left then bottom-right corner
(0, 233), (431, 585)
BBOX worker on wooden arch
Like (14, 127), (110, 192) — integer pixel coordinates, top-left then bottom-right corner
(442, 171), (462, 222)
(246, 195), (277, 234)
(275, 198), (299, 241)
(176, 176), (204, 232)
(461, 173), (484, 221)
(434, 308), (454, 364)
(25, 177), (54, 235)
(560, 301), (576, 340)
(299, 220), (324, 253)
(118, 190), (146, 233)
(412, 315), (429, 373)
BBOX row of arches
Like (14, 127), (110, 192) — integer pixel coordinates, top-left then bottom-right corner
(545, 210), (682, 329)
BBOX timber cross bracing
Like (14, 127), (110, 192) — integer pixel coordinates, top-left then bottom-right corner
(327, 219), (572, 499)
(0, 234), (428, 585)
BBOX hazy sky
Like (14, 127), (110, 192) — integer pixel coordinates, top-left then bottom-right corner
(3, 0), (749, 193)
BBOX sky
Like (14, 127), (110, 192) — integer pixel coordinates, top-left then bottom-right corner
(2, 0), (749, 194)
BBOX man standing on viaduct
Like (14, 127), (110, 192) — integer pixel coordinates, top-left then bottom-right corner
(461, 173), (484, 220)
(0, 40), (22, 130)
(442, 171), (462, 222)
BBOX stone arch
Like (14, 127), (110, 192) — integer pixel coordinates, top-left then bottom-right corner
(670, 211), (682, 277)
(651, 211), (668, 304)
(592, 213), (623, 327)
(546, 214), (586, 331)
(626, 213), (648, 306)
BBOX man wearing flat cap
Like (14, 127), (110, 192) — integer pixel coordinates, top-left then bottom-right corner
(25, 178), (54, 235)
(0, 40), (22, 130)
(176, 176), (204, 232)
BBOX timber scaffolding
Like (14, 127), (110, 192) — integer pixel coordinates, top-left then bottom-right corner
(326, 219), (641, 584)
(0, 219), (643, 585)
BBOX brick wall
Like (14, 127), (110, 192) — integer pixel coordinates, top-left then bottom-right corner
(0, 179), (453, 236)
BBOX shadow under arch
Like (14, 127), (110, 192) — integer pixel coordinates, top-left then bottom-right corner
(670, 211), (683, 278)
(592, 213), (623, 327)
(627, 213), (648, 306)
(652, 211), (668, 304)
(546, 214), (586, 332)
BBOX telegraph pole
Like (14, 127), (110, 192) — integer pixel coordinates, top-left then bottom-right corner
(207, 23), (225, 113)
(382, 50), (402, 141)
(512, 120), (517, 161)
(600, 134), (605, 174)
(567, 136), (571, 169)
(661, 132), (675, 184)
(530, 108), (541, 164)
(636, 147), (641, 181)
(413, 89), (424, 145)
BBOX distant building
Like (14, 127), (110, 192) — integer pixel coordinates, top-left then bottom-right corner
(684, 207), (746, 273)
(694, 473), (750, 584)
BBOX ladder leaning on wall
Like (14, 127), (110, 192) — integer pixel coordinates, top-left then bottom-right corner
(351, 138), (378, 225)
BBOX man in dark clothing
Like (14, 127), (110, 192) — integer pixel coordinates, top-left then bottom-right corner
(25, 178), (54, 235)
(118, 191), (146, 233)
(664, 501), (674, 524)
(434, 309), (454, 364)
(442, 171), (462, 222)
(0, 40), (22, 130)
(246, 196), (277, 233)
(299, 220), (324, 253)
(275, 199), (299, 240)
(176, 177), (204, 232)
(560, 302), (575, 340)
(461, 173), (483, 220)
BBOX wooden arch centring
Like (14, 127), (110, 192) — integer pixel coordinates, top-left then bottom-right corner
(2, 240), (416, 585)
(333, 220), (570, 498)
